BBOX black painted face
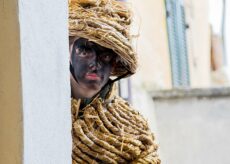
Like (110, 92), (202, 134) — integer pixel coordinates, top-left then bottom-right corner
(71, 38), (116, 93)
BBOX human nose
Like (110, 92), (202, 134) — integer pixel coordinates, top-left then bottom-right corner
(89, 54), (102, 70)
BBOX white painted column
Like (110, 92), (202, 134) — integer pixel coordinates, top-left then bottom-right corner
(18, 0), (71, 164)
(0, 0), (72, 163)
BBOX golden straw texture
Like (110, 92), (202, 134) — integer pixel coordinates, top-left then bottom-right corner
(72, 96), (161, 163)
(69, 0), (137, 76)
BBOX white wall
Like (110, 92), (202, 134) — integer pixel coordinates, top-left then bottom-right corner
(225, 0), (230, 78)
(209, 0), (223, 35)
(152, 89), (230, 164)
(185, 0), (211, 87)
(18, 0), (72, 163)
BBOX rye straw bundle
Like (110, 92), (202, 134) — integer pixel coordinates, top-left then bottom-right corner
(69, 0), (137, 76)
(72, 97), (161, 163)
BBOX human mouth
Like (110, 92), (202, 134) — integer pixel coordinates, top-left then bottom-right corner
(85, 73), (101, 80)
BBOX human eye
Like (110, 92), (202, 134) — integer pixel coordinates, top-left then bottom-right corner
(79, 49), (88, 57)
(100, 53), (113, 62)
(77, 46), (92, 57)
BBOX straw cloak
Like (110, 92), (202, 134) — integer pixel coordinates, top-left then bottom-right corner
(71, 84), (161, 164)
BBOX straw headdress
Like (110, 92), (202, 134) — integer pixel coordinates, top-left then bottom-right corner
(69, 0), (137, 76)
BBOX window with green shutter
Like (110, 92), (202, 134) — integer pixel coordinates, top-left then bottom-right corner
(165, 0), (190, 87)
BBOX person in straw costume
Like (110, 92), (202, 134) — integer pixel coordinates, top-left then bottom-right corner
(69, 0), (161, 163)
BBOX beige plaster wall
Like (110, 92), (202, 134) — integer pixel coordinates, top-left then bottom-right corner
(0, 0), (23, 163)
(184, 0), (211, 88)
(152, 89), (230, 164)
(131, 0), (172, 90)
(130, 0), (211, 89)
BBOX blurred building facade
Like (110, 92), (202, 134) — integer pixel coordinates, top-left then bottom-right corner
(131, 0), (172, 90)
(128, 1), (230, 163)
(131, 0), (229, 91)
(184, 0), (211, 88)
(151, 88), (230, 164)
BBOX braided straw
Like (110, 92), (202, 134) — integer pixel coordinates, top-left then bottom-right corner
(69, 0), (138, 76)
(72, 97), (161, 163)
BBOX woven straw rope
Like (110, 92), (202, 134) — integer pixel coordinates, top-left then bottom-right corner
(72, 96), (161, 164)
